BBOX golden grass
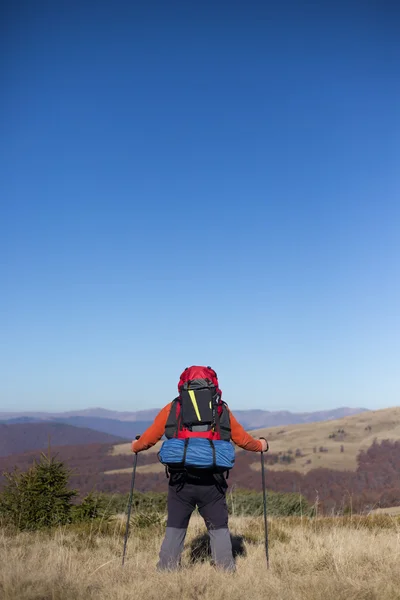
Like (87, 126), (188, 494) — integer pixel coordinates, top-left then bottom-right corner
(1, 515), (400, 600)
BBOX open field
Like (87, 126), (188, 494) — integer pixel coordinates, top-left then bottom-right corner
(108, 407), (400, 475)
(1, 515), (400, 600)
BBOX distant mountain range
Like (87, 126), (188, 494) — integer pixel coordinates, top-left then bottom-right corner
(0, 415), (154, 441)
(0, 406), (368, 457)
(0, 422), (125, 457)
(234, 407), (369, 429)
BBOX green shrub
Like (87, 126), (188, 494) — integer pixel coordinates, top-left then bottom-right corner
(0, 456), (114, 531)
(0, 453), (77, 530)
(130, 511), (166, 529)
(97, 489), (311, 519)
(101, 491), (168, 515)
(228, 489), (311, 517)
(71, 492), (110, 523)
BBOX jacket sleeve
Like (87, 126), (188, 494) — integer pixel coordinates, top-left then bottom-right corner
(229, 409), (263, 452)
(132, 403), (172, 452)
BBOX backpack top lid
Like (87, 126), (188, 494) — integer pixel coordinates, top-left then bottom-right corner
(178, 365), (222, 398)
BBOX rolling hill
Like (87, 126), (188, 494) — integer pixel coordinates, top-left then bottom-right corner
(0, 422), (126, 457)
(249, 406), (400, 473)
(109, 406), (400, 475)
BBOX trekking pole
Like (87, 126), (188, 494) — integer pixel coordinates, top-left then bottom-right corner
(122, 435), (140, 566)
(260, 446), (269, 568)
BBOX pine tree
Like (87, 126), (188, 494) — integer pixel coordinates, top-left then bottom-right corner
(0, 452), (77, 530)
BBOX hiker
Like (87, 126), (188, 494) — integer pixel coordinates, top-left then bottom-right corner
(131, 365), (268, 572)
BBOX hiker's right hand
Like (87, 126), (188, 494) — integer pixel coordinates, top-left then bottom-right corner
(259, 438), (269, 452)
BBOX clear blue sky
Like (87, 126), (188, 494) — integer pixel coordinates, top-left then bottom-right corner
(1, 1), (399, 413)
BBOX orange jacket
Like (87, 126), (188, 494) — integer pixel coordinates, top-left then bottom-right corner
(131, 402), (264, 453)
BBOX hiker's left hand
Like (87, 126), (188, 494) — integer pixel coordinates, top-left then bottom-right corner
(131, 437), (141, 453)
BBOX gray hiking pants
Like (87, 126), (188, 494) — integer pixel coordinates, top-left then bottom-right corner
(157, 479), (235, 572)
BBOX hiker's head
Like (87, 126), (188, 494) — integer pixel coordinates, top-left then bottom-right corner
(178, 365), (221, 397)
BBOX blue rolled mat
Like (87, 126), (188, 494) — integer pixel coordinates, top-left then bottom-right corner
(158, 438), (235, 469)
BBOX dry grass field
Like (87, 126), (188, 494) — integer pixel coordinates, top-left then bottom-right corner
(1, 514), (400, 600)
(108, 407), (400, 475)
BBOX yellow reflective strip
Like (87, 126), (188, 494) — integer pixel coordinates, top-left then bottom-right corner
(188, 390), (201, 421)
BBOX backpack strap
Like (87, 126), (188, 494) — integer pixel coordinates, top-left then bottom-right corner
(165, 398), (181, 439)
(218, 401), (231, 441)
(212, 400), (222, 436)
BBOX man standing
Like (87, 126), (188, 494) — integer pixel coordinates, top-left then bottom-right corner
(132, 365), (268, 571)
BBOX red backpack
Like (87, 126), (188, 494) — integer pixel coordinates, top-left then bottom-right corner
(165, 366), (231, 441)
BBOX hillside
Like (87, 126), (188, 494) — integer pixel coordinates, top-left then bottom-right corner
(0, 422), (126, 457)
(249, 406), (400, 473)
(109, 406), (400, 475)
